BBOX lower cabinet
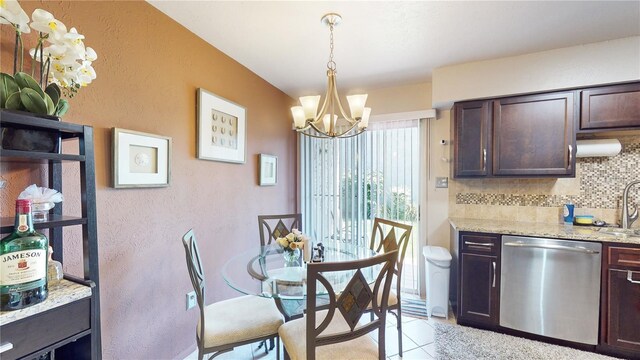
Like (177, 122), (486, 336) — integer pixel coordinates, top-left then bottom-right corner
(457, 232), (500, 328)
(601, 245), (640, 357)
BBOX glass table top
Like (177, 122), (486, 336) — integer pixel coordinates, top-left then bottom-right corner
(222, 242), (379, 300)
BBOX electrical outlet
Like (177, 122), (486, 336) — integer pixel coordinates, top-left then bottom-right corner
(186, 291), (196, 310)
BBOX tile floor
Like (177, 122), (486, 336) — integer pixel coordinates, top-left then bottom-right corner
(188, 311), (455, 360)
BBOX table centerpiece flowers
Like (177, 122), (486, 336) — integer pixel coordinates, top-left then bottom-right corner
(275, 229), (309, 267)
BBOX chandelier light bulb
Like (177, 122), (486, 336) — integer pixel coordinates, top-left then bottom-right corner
(300, 95), (321, 121)
(346, 94), (368, 120)
(291, 106), (306, 128)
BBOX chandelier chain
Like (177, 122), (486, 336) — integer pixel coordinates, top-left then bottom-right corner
(327, 23), (336, 71)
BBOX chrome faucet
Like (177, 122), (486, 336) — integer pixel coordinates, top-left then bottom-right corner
(621, 180), (640, 229)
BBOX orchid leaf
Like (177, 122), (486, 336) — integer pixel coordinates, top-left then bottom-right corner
(20, 88), (48, 115)
(44, 92), (55, 115)
(14, 72), (45, 98)
(55, 98), (69, 117)
(1, 73), (19, 108)
(5, 91), (23, 110)
(45, 83), (60, 107)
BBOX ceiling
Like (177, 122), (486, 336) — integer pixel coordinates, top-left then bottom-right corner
(148, 1), (640, 99)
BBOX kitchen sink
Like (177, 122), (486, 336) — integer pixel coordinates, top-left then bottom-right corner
(598, 227), (640, 238)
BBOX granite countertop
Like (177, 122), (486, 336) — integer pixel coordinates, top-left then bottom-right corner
(0, 279), (92, 326)
(449, 218), (640, 245)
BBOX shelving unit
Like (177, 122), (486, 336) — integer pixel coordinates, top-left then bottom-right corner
(0, 110), (101, 359)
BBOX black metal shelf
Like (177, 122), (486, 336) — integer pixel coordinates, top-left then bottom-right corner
(0, 149), (85, 163)
(0, 110), (101, 359)
(1, 215), (87, 234)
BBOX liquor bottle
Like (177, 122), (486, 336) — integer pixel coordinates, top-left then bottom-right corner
(1, 199), (49, 310)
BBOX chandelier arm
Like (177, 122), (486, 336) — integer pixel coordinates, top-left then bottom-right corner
(308, 121), (327, 134)
(313, 71), (333, 123)
(333, 121), (362, 138)
(330, 77), (357, 124)
(337, 128), (366, 138)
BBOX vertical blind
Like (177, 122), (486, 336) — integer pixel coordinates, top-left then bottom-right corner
(299, 118), (421, 293)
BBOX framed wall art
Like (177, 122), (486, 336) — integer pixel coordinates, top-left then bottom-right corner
(197, 88), (246, 163)
(259, 154), (277, 186)
(112, 128), (171, 188)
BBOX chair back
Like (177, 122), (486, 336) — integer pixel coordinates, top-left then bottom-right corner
(306, 250), (398, 360)
(258, 213), (302, 246)
(182, 229), (207, 342)
(369, 217), (413, 275)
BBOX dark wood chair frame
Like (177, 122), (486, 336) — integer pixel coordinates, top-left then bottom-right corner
(258, 213), (302, 246)
(299, 250), (398, 360)
(368, 217), (413, 357)
(182, 229), (280, 360)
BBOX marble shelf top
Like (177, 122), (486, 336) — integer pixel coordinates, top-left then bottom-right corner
(449, 218), (640, 245)
(0, 279), (92, 326)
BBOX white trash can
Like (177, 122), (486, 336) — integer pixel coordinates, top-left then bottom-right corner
(423, 245), (452, 319)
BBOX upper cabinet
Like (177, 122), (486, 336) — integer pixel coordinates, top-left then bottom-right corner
(493, 92), (576, 177)
(580, 83), (640, 130)
(452, 81), (640, 179)
(453, 92), (576, 178)
(453, 101), (492, 177)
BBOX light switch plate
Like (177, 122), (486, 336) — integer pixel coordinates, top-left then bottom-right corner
(436, 177), (448, 188)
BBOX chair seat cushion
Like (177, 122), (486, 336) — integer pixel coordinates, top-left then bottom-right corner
(279, 310), (380, 360)
(366, 290), (398, 310)
(197, 295), (283, 348)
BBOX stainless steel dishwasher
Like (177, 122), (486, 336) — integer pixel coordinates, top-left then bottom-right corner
(500, 235), (601, 345)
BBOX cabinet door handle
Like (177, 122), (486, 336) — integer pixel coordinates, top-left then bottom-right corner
(0, 342), (13, 354)
(482, 148), (487, 172)
(568, 145), (573, 170)
(492, 261), (497, 288)
(465, 241), (494, 247)
(628, 270), (640, 284)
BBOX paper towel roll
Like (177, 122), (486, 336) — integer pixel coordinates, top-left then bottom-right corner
(576, 139), (621, 158)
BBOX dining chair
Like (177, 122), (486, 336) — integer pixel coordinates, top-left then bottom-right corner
(368, 217), (413, 357)
(279, 250), (398, 360)
(258, 213), (302, 246)
(182, 229), (284, 360)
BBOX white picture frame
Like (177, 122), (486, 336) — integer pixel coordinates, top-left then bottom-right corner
(112, 128), (171, 188)
(259, 154), (277, 186)
(197, 88), (247, 163)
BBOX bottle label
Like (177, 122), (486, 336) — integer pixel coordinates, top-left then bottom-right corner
(0, 249), (47, 286)
(563, 206), (569, 217)
(17, 214), (28, 232)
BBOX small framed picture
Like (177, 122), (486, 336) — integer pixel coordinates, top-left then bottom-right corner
(112, 128), (171, 188)
(197, 88), (246, 163)
(259, 154), (277, 186)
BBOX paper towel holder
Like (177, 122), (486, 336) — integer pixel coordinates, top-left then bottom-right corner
(575, 138), (622, 158)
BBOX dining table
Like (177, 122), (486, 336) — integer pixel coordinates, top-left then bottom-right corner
(222, 242), (379, 321)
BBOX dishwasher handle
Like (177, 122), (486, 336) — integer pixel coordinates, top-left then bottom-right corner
(629, 271), (640, 284)
(503, 241), (600, 254)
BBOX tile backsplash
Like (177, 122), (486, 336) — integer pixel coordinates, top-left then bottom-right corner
(449, 135), (640, 225)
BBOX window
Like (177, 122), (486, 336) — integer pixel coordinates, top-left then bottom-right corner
(299, 118), (421, 293)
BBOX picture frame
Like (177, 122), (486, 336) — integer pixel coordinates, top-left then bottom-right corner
(112, 128), (171, 188)
(259, 154), (277, 186)
(197, 88), (246, 163)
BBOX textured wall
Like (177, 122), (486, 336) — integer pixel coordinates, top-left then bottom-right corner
(1, 2), (296, 359)
(450, 136), (640, 226)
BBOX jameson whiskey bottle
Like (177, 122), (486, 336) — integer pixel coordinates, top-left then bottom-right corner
(1, 199), (49, 310)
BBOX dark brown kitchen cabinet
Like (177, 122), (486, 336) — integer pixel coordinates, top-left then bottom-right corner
(493, 91), (576, 177)
(600, 245), (640, 357)
(457, 232), (500, 328)
(453, 101), (492, 177)
(581, 82), (640, 130)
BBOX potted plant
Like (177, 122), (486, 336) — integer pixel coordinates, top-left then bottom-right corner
(0, 0), (97, 152)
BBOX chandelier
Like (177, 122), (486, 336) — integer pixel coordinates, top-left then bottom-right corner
(291, 13), (371, 139)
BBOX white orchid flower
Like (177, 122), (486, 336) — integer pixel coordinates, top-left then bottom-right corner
(30, 8), (67, 42)
(0, 0), (30, 33)
(85, 47), (97, 62)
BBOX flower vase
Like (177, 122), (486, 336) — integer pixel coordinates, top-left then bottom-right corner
(283, 248), (301, 267)
(0, 110), (61, 153)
